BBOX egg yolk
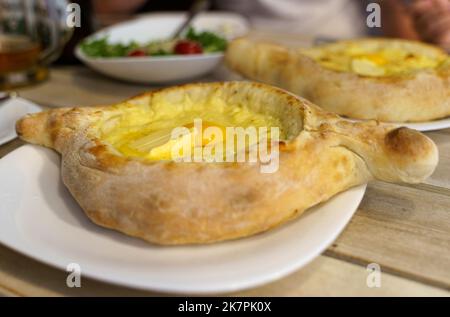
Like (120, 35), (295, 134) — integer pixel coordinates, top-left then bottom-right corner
(97, 99), (284, 162)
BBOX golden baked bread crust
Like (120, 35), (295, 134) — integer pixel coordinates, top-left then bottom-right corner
(225, 38), (450, 122)
(16, 82), (438, 245)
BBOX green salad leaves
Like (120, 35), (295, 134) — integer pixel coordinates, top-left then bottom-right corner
(80, 28), (228, 58)
(80, 37), (139, 57)
(185, 28), (228, 53)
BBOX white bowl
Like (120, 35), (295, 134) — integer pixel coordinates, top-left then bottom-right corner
(75, 12), (249, 84)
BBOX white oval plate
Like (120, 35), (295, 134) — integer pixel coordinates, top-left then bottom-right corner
(0, 98), (42, 146)
(0, 145), (366, 294)
(76, 12), (249, 84)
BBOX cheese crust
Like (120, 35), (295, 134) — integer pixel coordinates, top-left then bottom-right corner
(226, 38), (450, 122)
(16, 82), (438, 245)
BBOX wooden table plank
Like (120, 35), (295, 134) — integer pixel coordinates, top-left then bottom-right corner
(0, 245), (446, 297)
(18, 65), (240, 108)
(327, 180), (450, 290)
(19, 67), (151, 108)
(235, 256), (448, 297)
(0, 139), (24, 159)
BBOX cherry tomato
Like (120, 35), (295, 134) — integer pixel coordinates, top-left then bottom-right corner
(127, 49), (147, 57)
(174, 40), (203, 55)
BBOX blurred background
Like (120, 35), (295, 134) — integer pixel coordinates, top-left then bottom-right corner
(1, 0), (449, 87)
(60, 0), (450, 63)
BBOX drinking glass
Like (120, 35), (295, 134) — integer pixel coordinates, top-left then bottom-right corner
(0, 0), (72, 89)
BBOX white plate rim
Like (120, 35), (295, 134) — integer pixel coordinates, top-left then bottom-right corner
(348, 117), (450, 132)
(0, 98), (42, 146)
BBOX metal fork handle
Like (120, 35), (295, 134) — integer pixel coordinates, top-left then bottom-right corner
(172, 0), (210, 39)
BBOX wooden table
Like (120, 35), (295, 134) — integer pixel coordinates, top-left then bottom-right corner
(0, 61), (449, 296)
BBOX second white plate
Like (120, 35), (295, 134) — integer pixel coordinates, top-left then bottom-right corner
(350, 117), (450, 132)
(399, 117), (450, 132)
(0, 145), (366, 294)
(0, 97), (41, 146)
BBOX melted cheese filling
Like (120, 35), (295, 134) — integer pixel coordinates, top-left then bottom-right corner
(97, 98), (284, 161)
(302, 43), (447, 77)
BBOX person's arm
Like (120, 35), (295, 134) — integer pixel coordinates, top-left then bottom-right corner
(92, 0), (148, 14)
(92, 0), (150, 28)
(379, 0), (420, 40)
(379, 0), (450, 51)
(409, 0), (450, 51)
